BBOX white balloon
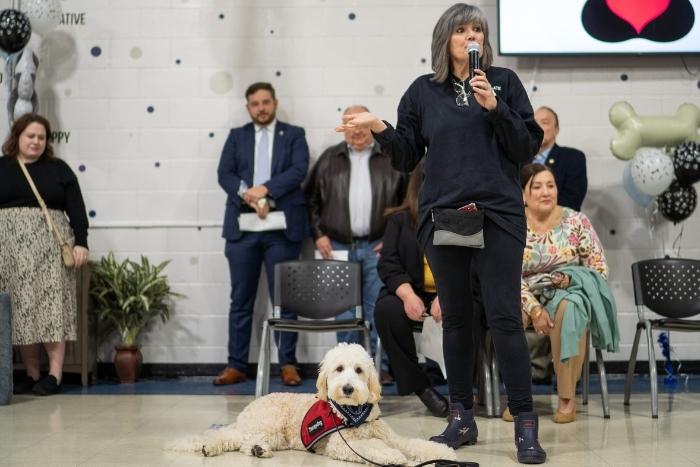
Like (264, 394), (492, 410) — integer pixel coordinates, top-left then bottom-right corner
(630, 147), (675, 196)
(21, 0), (62, 37)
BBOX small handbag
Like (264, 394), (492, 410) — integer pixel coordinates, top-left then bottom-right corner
(432, 206), (485, 248)
(17, 159), (75, 268)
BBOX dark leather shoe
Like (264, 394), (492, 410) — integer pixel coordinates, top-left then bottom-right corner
(32, 375), (60, 396)
(380, 370), (394, 386)
(514, 411), (547, 464)
(417, 387), (449, 417)
(280, 364), (302, 386)
(212, 367), (246, 385)
(429, 403), (478, 448)
(13, 375), (38, 394)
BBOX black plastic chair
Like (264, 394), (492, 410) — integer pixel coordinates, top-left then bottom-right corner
(625, 258), (700, 418)
(255, 260), (370, 397)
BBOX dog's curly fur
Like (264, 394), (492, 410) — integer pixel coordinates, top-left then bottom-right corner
(168, 343), (456, 465)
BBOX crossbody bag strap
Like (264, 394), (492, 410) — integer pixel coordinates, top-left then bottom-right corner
(17, 159), (68, 246)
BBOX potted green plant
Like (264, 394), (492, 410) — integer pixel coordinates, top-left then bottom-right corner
(90, 252), (182, 383)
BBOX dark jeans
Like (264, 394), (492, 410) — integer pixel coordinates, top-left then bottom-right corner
(224, 231), (301, 371)
(425, 217), (534, 415)
(374, 291), (436, 395)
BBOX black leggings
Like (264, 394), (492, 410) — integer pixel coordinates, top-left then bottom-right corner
(425, 217), (533, 415)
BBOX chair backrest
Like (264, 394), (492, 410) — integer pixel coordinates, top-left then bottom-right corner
(631, 258), (700, 319)
(274, 260), (363, 319)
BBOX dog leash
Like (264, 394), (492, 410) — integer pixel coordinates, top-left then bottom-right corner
(330, 415), (479, 467)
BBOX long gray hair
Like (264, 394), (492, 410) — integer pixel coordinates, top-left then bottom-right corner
(431, 3), (493, 83)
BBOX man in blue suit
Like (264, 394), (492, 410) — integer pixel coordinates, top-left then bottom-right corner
(214, 82), (309, 386)
(532, 106), (588, 211)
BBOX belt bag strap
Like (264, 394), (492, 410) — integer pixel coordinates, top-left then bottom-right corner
(17, 159), (68, 247)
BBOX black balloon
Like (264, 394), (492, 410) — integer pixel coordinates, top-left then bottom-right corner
(658, 181), (697, 224)
(672, 141), (700, 186)
(0, 9), (31, 54)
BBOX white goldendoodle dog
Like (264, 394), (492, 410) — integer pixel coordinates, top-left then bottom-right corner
(169, 343), (456, 465)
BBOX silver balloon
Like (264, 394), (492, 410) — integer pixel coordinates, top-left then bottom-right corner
(13, 98), (34, 120)
(21, 0), (62, 37)
(630, 147), (675, 196)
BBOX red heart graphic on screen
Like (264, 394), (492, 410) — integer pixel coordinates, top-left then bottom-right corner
(605, 0), (670, 34)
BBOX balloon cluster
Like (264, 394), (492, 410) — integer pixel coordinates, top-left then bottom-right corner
(0, 1), (63, 127)
(623, 142), (700, 223)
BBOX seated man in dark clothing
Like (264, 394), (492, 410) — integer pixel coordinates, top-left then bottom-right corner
(374, 162), (449, 417)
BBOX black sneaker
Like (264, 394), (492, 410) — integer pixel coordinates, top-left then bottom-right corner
(13, 375), (38, 394)
(32, 375), (60, 396)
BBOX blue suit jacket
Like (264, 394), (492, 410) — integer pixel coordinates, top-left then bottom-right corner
(217, 121), (310, 242)
(537, 144), (588, 211)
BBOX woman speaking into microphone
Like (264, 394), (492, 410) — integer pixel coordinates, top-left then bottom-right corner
(336, 3), (546, 464)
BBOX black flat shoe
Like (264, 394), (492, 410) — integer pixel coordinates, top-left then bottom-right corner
(429, 403), (478, 448)
(32, 375), (60, 396)
(417, 387), (449, 418)
(13, 375), (38, 394)
(514, 411), (546, 464)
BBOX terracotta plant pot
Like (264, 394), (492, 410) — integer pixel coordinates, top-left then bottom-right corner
(114, 344), (142, 383)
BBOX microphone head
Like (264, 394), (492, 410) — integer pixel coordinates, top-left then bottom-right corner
(467, 42), (480, 53)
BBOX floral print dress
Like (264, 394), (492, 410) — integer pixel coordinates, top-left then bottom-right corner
(521, 207), (608, 315)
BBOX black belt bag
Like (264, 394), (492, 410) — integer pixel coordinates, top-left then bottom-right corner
(432, 207), (485, 248)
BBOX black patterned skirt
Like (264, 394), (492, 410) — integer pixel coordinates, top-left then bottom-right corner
(0, 207), (77, 345)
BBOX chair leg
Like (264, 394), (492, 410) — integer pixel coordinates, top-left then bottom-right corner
(624, 324), (643, 405)
(582, 331), (591, 405)
(644, 323), (658, 418)
(374, 335), (383, 373)
(595, 348), (610, 419)
(482, 349), (494, 417)
(255, 321), (271, 398)
(491, 346), (501, 417)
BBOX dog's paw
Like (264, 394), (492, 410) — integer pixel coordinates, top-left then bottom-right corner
(242, 441), (272, 458)
(420, 441), (457, 462)
(201, 444), (220, 457)
(250, 445), (265, 457)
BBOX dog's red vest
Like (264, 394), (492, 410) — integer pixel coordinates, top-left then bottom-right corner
(300, 400), (346, 451)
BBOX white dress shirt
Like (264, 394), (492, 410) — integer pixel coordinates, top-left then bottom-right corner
(348, 143), (374, 237)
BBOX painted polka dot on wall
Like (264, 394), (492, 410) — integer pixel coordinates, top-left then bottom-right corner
(90, 46), (101, 57)
(155, 161), (161, 168)
(78, 164), (86, 172)
(130, 47), (143, 60)
(147, 106), (154, 113)
(275, 71), (281, 77)
(219, 13), (224, 19)
(210, 71), (233, 95)
(88, 210), (96, 218)
(348, 12), (356, 20)
(175, 58), (181, 65)
(209, 132), (215, 138)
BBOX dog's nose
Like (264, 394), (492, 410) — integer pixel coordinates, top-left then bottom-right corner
(342, 384), (354, 396)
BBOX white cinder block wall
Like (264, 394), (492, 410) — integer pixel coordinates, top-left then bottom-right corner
(9, 0), (700, 364)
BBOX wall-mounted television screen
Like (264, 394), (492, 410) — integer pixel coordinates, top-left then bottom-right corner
(498, 0), (699, 55)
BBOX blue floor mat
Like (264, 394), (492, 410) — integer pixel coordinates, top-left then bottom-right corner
(59, 374), (700, 396)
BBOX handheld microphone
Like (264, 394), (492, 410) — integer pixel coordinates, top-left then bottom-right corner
(468, 42), (480, 81)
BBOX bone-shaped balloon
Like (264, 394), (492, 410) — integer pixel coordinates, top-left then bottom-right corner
(609, 101), (700, 160)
